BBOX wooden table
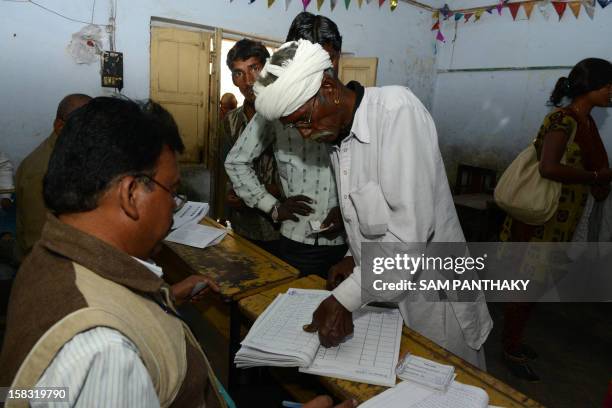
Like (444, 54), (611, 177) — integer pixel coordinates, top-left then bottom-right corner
(153, 217), (299, 391)
(239, 275), (544, 407)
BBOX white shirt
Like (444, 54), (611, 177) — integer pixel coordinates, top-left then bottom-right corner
(330, 86), (492, 359)
(0, 151), (14, 200)
(33, 258), (164, 407)
(225, 114), (344, 246)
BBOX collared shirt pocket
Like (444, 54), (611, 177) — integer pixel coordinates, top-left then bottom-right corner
(349, 181), (389, 237)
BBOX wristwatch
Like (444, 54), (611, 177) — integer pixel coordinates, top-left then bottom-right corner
(270, 202), (280, 223)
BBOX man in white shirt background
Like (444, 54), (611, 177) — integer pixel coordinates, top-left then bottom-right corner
(252, 40), (493, 369)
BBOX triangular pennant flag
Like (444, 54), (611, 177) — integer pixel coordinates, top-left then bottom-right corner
(390, 0), (398, 10)
(357, 0), (363, 7)
(454, 12), (464, 20)
(436, 30), (445, 42)
(366, 0), (373, 3)
(464, 12), (473, 21)
(496, 1), (504, 14)
(379, 0), (385, 6)
(317, 0), (324, 9)
(569, 1), (582, 16)
(431, 20), (440, 30)
(440, 4), (451, 18)
(285, 0), (292, 9)
(552, 1), (567, 19)
(249, 0), (256, 3)
(486, 6), (494, 13)
(268, 0), (275, 7)
(302, 0), (312, 9)
(508, 2), (521, 19)
(433, 10), (440, 18)
(583, 0), (596, 17)
(523, 2), (535, 18)
(345, 0), (351, 8)
(597, 0), (610, 8)
(331, 0), (338, 9)
(475, 9), (484, 20)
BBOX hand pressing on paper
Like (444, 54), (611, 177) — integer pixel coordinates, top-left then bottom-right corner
(327, 256), (355, 290)
(171, 275), (220, 305)
(303, 295), (353, 348)
(303, 395), (357, 408)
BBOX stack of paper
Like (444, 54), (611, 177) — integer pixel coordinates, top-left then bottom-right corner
(235, 288), (403, 387)
(172, 201), (209, 230)
(396, 353), (455, 391)
(165, 223), (226, 249)
(359, 380), (490, 408)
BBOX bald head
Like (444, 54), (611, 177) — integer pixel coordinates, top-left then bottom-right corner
(220, 93), (238, 119)
(54, 94), (91, 134)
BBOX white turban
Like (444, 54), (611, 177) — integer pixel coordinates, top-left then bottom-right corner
(254, 39), (332, 121)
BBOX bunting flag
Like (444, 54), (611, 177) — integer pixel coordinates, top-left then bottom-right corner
(523, 1), (535, 18)
(597, 0), (610, 8)
(345, 0), (351, 8)
(330, 0), (338, 9)
(486, 6), (494, 13)
(285, 0), (292, 10)
(390, 0), (398, 10)
(432, 10), (440, 18)
(302, 0), (312, 9)
(454, 12), (464, 20)
(249, 0), (256, 3)
(431, 20), (440, 29)
(379, 0), (385, 6)
(357, 0), (363, 7)
(464, 12), (474, 21)
(496, 0), (504, 14)
(583, 0), (596, 17)
(436, 30), (445, 42)
(440, 4), (451, 18)
(268, 0), (275, 7)
(474, 9), (484, 20)
(508, 2), (521, 19)
(539, 0), (551, 20)
(552, 1), (567, 19)
(569, 1), (582, 16)
(317, 0), (324, 9)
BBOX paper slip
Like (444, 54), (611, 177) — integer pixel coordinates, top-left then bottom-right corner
(165, 223), (226, 249)
(172, 201), (209, 230)
(396, 353), (455, 392)
(308, 220), (332, 235)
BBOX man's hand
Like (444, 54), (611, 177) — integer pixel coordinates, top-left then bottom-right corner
(226, 189), (247, 209)
(277, 195), (314, 222)
(327, 256), (355, 290)
(171, 275), (220, 305)
(303, 295), (353, 348)
(320, 206), (344, 239)
(303, 396), (357, 408)
(265, 183), (282, 200)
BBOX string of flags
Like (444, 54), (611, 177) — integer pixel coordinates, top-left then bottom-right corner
(432, 0), (609, 43)
(257, 0), (402, 11)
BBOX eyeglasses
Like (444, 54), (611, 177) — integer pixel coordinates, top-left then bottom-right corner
(135, 174), (187, 213)
(284, 94), (317, 130)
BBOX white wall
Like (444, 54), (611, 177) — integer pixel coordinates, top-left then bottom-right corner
(431, 1), (612, 182)
(0, 0), (438, 167)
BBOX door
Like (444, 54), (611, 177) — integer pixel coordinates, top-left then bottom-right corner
(150, 27), (212, 163)
(339, 57), (378, 87)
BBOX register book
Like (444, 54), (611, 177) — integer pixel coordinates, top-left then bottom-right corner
(234, 288), (403, 387)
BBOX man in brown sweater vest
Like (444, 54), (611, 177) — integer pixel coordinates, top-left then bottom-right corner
(0, 97), (354, 408)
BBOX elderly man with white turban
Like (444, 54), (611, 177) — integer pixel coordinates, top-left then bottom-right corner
(253, 39), (493, 369)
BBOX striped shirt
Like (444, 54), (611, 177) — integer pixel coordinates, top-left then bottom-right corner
(32, 258), (163, 407)
(225, 113), (344, 246)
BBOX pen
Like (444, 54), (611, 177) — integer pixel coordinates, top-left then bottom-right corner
(281, 401), (303, 408)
